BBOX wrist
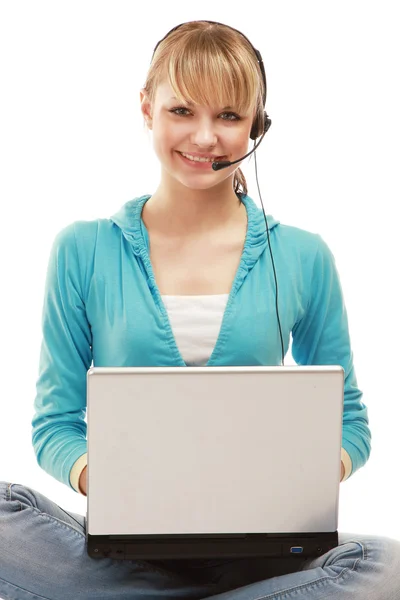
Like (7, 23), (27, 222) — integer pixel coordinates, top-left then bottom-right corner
(78, 466), (87, 496)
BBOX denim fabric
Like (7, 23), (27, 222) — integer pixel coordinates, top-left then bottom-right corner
(1, 481), (399, 600)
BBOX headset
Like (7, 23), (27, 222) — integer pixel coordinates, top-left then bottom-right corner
(151, 20), (285, 365)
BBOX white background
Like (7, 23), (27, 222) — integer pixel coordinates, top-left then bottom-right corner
(1, 1), (399, 540)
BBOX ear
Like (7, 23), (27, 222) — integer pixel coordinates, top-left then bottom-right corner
(140, 89), (153, 130)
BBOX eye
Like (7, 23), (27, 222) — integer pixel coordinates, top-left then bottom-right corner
(169, 107), (241, 121)
(169, 107), (191, 117)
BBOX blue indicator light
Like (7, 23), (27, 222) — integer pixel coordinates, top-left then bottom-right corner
(290, 546), (303, 553)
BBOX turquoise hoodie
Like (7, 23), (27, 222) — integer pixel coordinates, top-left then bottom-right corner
(32, 193), (371, 491)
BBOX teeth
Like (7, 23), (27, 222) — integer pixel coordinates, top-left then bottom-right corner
(180, 152), (216, 163)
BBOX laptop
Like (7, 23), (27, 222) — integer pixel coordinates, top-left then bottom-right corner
(86, 365), (343, 561)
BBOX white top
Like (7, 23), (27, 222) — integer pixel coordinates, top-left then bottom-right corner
(161, 293), (229, 366)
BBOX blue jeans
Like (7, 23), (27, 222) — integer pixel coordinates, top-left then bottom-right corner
(1, 481), (399, 600)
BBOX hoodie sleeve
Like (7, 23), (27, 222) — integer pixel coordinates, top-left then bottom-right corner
(32, 223), (92, 491)
(291, 234), (371, 479)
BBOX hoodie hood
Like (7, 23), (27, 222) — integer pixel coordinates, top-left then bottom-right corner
(110, 193), (280, 291)
(110, 193), (279, 245)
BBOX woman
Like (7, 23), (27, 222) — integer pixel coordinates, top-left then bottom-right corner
(1, 19), (399, 600)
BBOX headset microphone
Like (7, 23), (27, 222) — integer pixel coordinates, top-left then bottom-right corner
(211, 114), (285, 367)
(152, 21), (285, 366)
(212, 119), (271, 171)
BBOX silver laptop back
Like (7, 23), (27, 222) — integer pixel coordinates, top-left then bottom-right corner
(86, 366), (343, 538)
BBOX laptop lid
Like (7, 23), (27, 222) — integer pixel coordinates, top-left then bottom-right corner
(86, 366), (343, 560)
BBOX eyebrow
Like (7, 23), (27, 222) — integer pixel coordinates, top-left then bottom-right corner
(169, 97), (235, 110)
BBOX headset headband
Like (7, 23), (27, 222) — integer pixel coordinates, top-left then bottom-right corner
(151, 20), (266, 108)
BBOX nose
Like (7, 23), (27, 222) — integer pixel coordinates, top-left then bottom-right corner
(190, 116), (218, 148)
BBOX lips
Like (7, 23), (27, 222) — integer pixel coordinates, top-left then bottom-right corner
(178, 151), (226, 161)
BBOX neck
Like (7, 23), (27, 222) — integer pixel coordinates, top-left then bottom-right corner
(143, 176), (244, 237)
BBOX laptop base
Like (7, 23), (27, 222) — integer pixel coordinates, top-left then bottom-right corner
(87, 531), (338, 560)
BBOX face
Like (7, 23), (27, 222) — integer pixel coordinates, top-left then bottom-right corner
(140, 79), (254, 191)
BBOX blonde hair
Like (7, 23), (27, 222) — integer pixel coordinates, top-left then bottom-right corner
(142, 21), (266, 199)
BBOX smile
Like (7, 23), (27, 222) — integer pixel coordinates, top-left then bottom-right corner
(178, 152), (224, 163)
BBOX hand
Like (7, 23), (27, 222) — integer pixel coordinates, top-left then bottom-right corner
(78, 462), (346, 493)
(79, 465), (87, 496)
